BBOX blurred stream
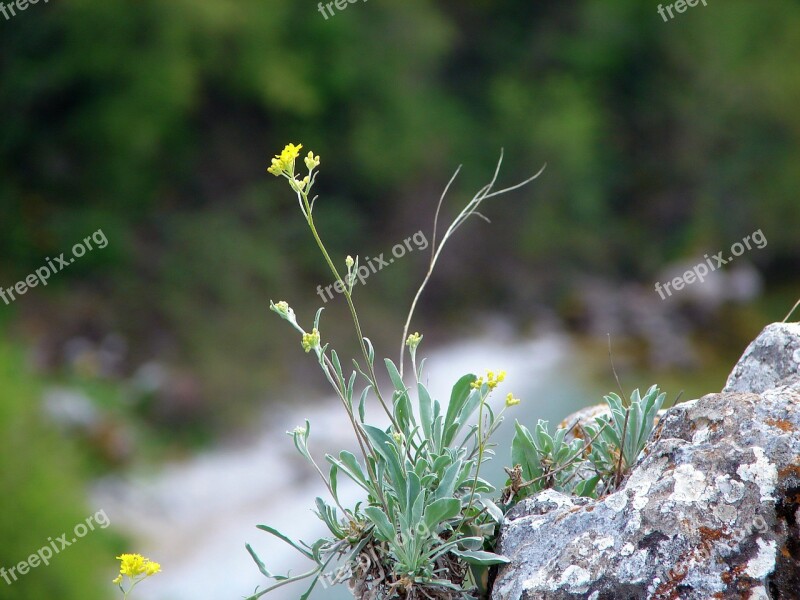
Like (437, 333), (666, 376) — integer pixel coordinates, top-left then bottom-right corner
(92, 330), (594, 600)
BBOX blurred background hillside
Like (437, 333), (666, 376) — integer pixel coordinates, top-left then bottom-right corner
(1, 0), (799, 598)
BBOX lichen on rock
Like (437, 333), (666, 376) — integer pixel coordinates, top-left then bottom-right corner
(493, 323), (800, 599)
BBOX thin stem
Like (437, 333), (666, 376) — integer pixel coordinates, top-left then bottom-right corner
(463, 406), (507, 461)
(300, 192), (399, 431)
(319, 349), (389, 512)
(607, 334), (631, 487)
(783, 297), (800, 323)
(465, 390), (488, 514)
(399, 154), (545, 376)
(292, 183), (397, 512)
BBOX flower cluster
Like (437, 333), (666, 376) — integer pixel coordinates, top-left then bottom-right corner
(471, 370), (507, 390)
(302, 328), (321, 353)
(113, 553), (160, 597)
(405, 332), (422, 351)
(267, 143), (320, 192)
(267, 143), (322, 219)
(304, 151), (321, 171)
(267, 143), (304, 176)
(272, 300), (291, 316)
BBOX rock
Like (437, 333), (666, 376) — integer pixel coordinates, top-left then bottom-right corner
(724, 322), (800, 394)
(493, 323), (800, 600)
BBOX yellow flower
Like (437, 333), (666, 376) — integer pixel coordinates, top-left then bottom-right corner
(113, 553), (160, 596)
(267, 157), (284, 177)
(117, 553), (146, 577)
(281, 143), (303, 162)
(145, 561), (161, 576)
(115, 553), (161, 578)
(473, 370), (507, 391)
(505, 393), (521, 407)
(304, 151), (321, 170)
(405, 332), (422, 350)
(267, 143), (303, 176)
(487, 370), (506, 390)
(302, 328), (321, 353)
(345, 255), (354, 269)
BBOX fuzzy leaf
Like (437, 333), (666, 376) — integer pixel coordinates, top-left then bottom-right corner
(450, 549), (511, 566)
(364, 506), (395, 542)
(423, 497), (461, 534)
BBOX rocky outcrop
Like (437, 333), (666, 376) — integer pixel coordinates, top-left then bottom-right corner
(724, 323), (800, 394)
(493, 322), (800, 600)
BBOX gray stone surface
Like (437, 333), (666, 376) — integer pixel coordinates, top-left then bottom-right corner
(724, 322), (800, 394)
(493, 323), (800, 600)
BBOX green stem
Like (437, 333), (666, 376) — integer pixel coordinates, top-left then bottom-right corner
(295, 186), (396, 511)
(465, 390), (487, 515)
(300, 191), (399, 431)
(319, 352), (389, 512)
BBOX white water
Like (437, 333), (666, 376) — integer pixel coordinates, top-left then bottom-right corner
(93, 331), (591, 600)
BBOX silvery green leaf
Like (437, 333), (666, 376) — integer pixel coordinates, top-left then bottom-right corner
(254, 524), (314, 560)
(358, 386), (370, 422)
(329, 464), (339, 502)
(364, 506), (395, 542)
(363, 337), (375, 366)
(423, 498), (460, 534)
(443, 374), (475, 445)
(434, 459), (462, 501)
(450, 549), (510, 566)
(384, 358), (406, 393)
(418, 382), (434, 440)
(479, 497), (504, 524)
(330, 350), (344, 387)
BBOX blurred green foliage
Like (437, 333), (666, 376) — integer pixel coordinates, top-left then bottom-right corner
(1, 0), (798, 426)
(0, 339), (117, 599)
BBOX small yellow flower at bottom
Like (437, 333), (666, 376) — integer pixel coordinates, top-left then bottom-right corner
(113, 553), (161, 593)
(505, 393), (521, 407)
